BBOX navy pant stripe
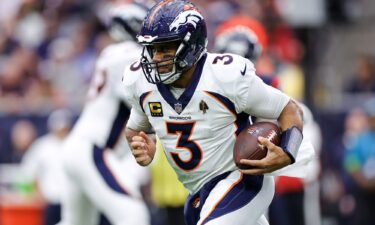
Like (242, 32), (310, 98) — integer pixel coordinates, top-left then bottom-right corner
(202, 174), (264, 224)
(93, 145), (129, 195)
(184, 172), (263, 225)
(105, 101), (130, 149)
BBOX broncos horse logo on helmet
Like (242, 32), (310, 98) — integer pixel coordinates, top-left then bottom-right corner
(169, 10), (204, 31)
(137, 0), (207, 85)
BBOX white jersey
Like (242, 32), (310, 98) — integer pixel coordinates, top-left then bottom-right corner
(71, 41), (142, 149)
(22, 134), (66, 203)
(122, 52), (290, 193)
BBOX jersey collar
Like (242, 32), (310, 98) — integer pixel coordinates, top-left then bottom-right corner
(157, 53), (207, 114)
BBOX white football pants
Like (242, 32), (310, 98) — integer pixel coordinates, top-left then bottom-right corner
(56, 136), (150, 225)
(196, 171), (274, 225)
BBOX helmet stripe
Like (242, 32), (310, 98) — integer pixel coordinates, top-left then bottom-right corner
(148, 0), (173, 28)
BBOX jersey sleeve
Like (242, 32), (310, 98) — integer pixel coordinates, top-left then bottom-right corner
(127, 106), (152, 132)
(122, 65), (152, 132)
(235, 59), (290, 119)
(88, 43), (139, 101)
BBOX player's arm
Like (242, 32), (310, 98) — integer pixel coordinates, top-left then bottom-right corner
(125, 107), (156, 166)
(236, 66), (303, 174)
(241, 100), (303, 175)
(276, 98), (304, 160)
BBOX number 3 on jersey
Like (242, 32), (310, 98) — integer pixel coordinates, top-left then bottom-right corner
(166, 122), (203, 171)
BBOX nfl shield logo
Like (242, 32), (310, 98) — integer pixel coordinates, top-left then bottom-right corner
(174, 102), (183, 114)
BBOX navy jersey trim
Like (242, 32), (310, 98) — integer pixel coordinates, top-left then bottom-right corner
(235, 112), (250, 136)
(156, 54), (207, 114)
(93, 145), (130, 195)
(205, 91), (250, 136)
(139, 91), (152, 113)
(205, 91), (236, 114)
(105, 101), (130, 149)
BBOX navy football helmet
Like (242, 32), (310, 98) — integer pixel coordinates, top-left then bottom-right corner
(214, 16), (267, 62)
(137, 0), (208, 84)
(109, 2), (150, 42)
(214, 30), (261, 62)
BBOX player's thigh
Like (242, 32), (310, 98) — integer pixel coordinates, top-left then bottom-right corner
(199, 172), (274, 225)
(94, 190), (150, 225)
(255, 215), (269, 225)
(205, 214), (269, 225)
(79, 146), (150, 225)
(63, 138), (149, 225)
(58, 161), (99, 225)
(62, 136), (94, 177)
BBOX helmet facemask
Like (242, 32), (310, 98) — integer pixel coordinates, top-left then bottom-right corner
(140, 37), (194, 85)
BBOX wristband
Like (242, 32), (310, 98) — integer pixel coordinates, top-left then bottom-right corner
(280, 126), (303, 164)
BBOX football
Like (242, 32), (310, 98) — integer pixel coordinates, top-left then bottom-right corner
(233, 121), (281, 169)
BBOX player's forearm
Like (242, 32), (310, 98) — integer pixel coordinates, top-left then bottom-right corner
(277, 99), (304, 164)
(278, 99), (303, 132)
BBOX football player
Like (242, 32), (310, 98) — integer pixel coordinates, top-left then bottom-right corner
(57, 2), (151, 225)
(122, 1), (306, 225)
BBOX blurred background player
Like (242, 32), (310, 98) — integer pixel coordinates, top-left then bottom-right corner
(344, 97), (375, 224)
(214, 15), (267, 63)
(213, 15), (279, 88)
(213, 15), (322, 225)
(57, 2), (151, 225)
(21, 109), (73, 225)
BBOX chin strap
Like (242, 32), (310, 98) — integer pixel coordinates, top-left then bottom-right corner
(280, 126), (303, 164)
(161, 71), (181, 84)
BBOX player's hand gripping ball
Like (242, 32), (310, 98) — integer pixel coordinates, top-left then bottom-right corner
(233, 122), (281, 169)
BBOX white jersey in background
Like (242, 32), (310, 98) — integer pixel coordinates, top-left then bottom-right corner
(58, 41), (150, 225)
(70, 41), (141, 150)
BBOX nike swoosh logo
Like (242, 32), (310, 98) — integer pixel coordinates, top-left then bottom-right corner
(240, 64), (247, 76)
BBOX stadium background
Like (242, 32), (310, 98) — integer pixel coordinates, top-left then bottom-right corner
(0, 0), (374, 225)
